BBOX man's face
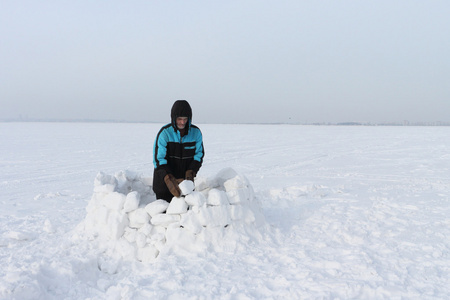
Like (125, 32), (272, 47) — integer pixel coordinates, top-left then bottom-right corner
(176, 117), (188, 130)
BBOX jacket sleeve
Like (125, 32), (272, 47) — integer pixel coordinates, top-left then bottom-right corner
(153, 128), (172, 176)
(188, 127), (204, 173)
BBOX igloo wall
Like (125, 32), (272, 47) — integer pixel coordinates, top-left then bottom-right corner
(79, 168), (267, 262)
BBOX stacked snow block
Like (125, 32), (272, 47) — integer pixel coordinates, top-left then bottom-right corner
(82, 168), (266, 262)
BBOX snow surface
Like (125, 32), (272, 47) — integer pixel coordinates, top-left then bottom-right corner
(1, 122), (450, 299)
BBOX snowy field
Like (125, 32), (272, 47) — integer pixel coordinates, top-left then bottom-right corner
(1, 122), (449, 299)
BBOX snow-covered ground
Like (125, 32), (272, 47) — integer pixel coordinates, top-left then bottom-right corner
(1, 122), (449, 299)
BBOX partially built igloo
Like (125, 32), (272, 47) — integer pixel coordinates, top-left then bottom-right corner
(79, 168), (267, 262)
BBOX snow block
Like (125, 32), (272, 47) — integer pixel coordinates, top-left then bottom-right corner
(97, 206), (110, 225)
(198, 205), (231, 227)
(123, 191), (140, 213)
(150, 225), (166, 237)
(151, 214), (180, 227)
(115, 171), (134, 194)
(224, 175), (249, 191)
(94, 172), (117, 187)
(94, 184), (116, 194)
(185, 191), (206, 207)
(138, 223), (153, 237)
(135, 232), (147, 248)
(102, 192), (126, 211)
(128, 208), (149, 229)
(145, 200), (169, 217)
(226, 188), (249, 204)
(107, 211), (129, 239)
(166, 197), (188, 215)
(229, 204), (244, 221)
(123, 227), (137, 243)
(179, 180), (195, 195)
(180, 211), (203, 234)
(86, 193), (104, 213)
(207, 188), (229, 206)
(194, 176), (211, 192)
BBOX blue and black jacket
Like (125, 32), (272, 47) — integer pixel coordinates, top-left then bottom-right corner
(152, 100), (204, 200)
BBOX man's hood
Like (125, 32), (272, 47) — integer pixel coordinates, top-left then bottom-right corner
(171, 100), (192, 131)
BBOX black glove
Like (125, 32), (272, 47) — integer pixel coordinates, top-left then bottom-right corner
(164, 174), (181, 197)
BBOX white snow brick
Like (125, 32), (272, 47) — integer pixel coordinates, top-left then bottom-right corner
(180, 211), (203, 234)
(166, 197), (188, 215)
(123, 228), (137, 243)
(123, 191), (140, 213)
(211, 206), (231, 227)
(197, 206), (211, 226)
(189, 205), (201, 214)
(83, 211), (96, 233)
(224, 175), (249, 191)
(115, 170), (133, 194)
(207, 188), (229, 206)
(226, 188), (250, 204)
(107, 211), (129, 239)
(184, 191), (206, 207)
(138, 223), (153, 237)
(179, 180), (195, 195)
(135, 232), (147, 248)
(150, 233), (166, 244)
(102, 192), (126, 211)
(94, 184), (116, 194)
(153, 240), (166, 252)
(137, 245), (159, 262)
(194, 176), (210, 191)
(94, 172), (117, 187)
(128, 208), (150, 228)
(97, 206), (110, 225)
(198, 205), (230, 227)
(199, 188), (211, 200)
(115, 170), (138, 182)
(145, 200), (169, 217)
(86, 193), (104, 213)
(229, 204), (243, 221)
(124, 170), (138, 181)
(150, 225), (166, 237)
(167, 222), (181, 230)
(151, 214), (181, 227)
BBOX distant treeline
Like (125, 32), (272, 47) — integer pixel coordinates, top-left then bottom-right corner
(2, 118), (450, 126)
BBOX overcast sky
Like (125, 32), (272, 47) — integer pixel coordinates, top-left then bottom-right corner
(1, 1), (449, 124)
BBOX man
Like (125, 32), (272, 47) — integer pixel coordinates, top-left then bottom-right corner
(153, 100), (205, 201)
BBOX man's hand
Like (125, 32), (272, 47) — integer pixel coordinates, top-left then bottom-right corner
(164, 174), (181, 197)
(185, 170), (195, 182)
